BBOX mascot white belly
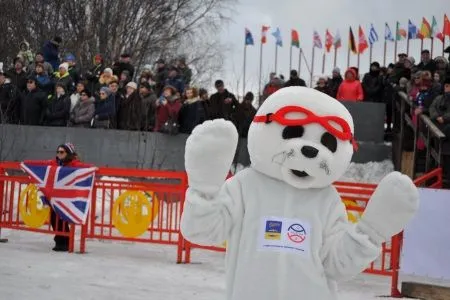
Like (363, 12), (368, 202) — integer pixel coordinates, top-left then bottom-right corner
(181, 87), (419, 300)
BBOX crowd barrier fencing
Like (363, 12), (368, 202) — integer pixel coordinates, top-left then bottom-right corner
(0, 161), (443, 297)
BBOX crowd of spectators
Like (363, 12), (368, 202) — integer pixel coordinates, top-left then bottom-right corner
(0, 37), (257, 138)
(262, 49), (450, 141)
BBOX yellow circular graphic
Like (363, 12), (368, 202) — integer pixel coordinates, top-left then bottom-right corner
(19, 184), (50, 228)
(342, 199), (362, 223)
(112, 190), (159, 238)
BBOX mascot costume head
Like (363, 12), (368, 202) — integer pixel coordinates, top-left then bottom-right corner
(181, 86), (419, 300)
(248, 87), (356, 189)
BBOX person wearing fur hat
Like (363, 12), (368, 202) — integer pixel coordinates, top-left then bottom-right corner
(117, 82), (141, 130)
(362, 62), (384, 103)
(42, 36), (62, 70)
(85, 54), (104, 93)
(24, 142), (92, 251)
(69, 89), (95, 128)
(45, 82), (71, 126)
(0, 70), (21, 124)
(54, 62), (74, 94)
(327, 67), (343, 98)
(139, 81), (157, 131)
(93, 86), (115, 129)
(7, 57), (28, 92)
(97, 68), (117, 92)
(155, 85), (181, 132)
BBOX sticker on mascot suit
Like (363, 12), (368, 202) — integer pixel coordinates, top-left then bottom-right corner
(258, 217), (311, 255)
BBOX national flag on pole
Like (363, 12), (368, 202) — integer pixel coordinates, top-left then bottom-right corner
(348, 27), (357, 54)
(291, 29), (300, 48)
(272, 27), (283, 47)
(444, 14), (450, 37)
(313, 30), (322, 48)
(358, 26), (369, 53)
(432, 16), (444, 42)
(419, 17), (432, 39)
(261, 26), (270, 44)
(245, 28), (254, 45)
(408, 20), (419, 39)
(334, 30), (342, 49)
(325, 29), (333, 52)
(368, 24), (379, 45)
(385, 23), (395, 42)
(396, 22), (407, 41)
(20, 163), (97, 225)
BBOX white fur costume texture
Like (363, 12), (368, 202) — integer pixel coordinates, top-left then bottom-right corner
(181, 87), (419, 300)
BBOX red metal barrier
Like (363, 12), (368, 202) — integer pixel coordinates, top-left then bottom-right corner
(0, 162), (76, 252)
(79, 166), (187, 254)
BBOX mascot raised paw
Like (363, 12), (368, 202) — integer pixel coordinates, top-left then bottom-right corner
(181, 87), (419, 300)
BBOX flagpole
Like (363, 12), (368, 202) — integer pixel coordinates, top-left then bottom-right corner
(420, 39), (424, 54)
(322, 53), (325, 74)
(357, 50), (360, 70)
(298, 48), (302, 77)
(289, 45), (293, 71)
(431, 38), (434, 58)
(406, 38), (410, 56)
(383, 41), (387, 66)
(394, 39), (398, 62)
(258, 41), (263, 100)
(275, 45), (278, 74)
(310, 45), (315, 87)
(443, 36), (446, 56)
(301, 49), (312, 76)
(243, 43), (247, 100)
(347, 46), (350, 69)
(334, 47), (338, 68)
(369, 45), (373, 64)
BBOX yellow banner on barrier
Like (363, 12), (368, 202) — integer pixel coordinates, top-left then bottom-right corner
(19, 184), (50, 228)
(112, 190), (159, 238)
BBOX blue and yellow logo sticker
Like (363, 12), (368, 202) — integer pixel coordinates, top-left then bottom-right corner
(265, 220), (282, 240)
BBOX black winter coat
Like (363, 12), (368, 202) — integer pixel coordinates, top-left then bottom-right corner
(178, 99), (206, 134)
(208, 90), (239, 122)
(7, 69), (28, 92)
(0, 82), (20, 124)
(20, 88), (47, 125)
(284, 77), (306, 87)
(45, 94), (70, 126)
(362, 72), (384, 103)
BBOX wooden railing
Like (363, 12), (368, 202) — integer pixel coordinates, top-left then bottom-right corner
(395, 91), (447, 181)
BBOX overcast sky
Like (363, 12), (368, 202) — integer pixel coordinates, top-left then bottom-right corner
(218, 0), (448, 97)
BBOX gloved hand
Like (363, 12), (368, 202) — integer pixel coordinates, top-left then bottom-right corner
(357, 171), (420, 244)
(185, 119), (238, 196)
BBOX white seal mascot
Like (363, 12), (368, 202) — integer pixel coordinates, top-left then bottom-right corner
(180, 86), (419, 300)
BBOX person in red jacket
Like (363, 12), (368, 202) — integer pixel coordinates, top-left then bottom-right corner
(25, 142), (92, 251)
(336, 68), (364, 102)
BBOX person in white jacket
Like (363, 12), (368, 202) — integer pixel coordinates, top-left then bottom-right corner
(181, 86), (419, 300)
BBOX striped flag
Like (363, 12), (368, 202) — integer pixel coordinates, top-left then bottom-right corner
(385, 23), (395, 42)
(349, 27), (357, 53)
(261, 26), (270, 44)
(313, 30), (323, 48)
(325, 29), (333, 52)
(432, 16), (444, 42)
(396, 22), (407, 41)
(272, 27), (283, 47)
(419, 17), (432, 39)
(358, 26), (369, 53)
(368, 24), (379, 45)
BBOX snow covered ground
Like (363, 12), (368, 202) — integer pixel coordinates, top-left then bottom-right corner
(0, 160), (416, 300)
(0, 230), (413, 300)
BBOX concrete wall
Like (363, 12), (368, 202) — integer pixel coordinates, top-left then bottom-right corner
(0, 101), (390, 170)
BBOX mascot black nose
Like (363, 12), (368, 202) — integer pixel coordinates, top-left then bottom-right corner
(301, 146), (319, 158)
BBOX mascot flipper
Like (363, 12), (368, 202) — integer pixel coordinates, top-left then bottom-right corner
(181, 87), (419, 300)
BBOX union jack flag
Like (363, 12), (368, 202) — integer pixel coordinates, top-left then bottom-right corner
(20, 163), (97, 225)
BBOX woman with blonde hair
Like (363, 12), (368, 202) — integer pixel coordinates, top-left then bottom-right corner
(178, 87), (207, 134)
